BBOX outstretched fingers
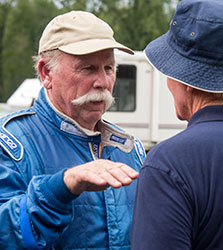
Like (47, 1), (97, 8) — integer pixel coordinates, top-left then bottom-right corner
(105, 163), (138, 187)
(63, 159), (139, 195)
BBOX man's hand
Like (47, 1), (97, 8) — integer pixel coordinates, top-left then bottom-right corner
(63, 159), (139, 195)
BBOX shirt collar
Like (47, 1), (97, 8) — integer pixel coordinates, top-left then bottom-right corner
(188, 105), (223, 127)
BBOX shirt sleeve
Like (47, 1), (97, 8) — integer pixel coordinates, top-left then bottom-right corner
(131, 163), (193, 250)
(0, 148), (76, 249)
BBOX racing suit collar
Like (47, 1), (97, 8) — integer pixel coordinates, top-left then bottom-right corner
(38, 88), (134, 152)
(44, 88), (101, 137)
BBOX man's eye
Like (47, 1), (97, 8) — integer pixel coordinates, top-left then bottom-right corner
(84, 66), (94, 71)
(105, 66), (114, 72)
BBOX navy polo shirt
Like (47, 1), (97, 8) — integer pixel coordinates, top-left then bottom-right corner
(132, 105), (223, 250)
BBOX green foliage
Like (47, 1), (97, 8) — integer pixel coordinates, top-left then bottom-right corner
(94, 0), (172, 50)
(57, 0), (88, 11)
(2, 0), (34, 100)
(1, 0), (59, 101)
(0, 0), (14, 100)
(0, 0), (175, 101)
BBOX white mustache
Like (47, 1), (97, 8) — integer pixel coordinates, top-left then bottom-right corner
(71, 89), (115, 111)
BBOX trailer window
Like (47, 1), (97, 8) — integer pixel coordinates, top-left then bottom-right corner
(109, 64), (136, 112)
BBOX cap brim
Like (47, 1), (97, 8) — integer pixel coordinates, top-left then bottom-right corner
(59, 38), (134, 55)
(145, 32), (223, 93)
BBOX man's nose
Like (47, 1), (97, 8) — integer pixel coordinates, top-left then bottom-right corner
(93, 70), (110, 89)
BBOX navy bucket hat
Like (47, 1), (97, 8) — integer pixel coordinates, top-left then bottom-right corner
(145, 0), (223, 92)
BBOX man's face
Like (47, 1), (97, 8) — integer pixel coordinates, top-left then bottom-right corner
(45, 49), (116, 131)
(167, 77), (191, 121)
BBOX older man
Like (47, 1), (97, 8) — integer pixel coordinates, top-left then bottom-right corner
(0, 11), (145, 249)
(131, 0), (223, 249)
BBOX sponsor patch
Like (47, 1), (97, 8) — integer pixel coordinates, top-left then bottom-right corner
(0, 132), (17, 150)
(110, 134), (127, 145)
(0, 129), (22, 161)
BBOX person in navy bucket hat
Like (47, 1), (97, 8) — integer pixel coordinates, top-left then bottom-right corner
(131, 1), (223, 249)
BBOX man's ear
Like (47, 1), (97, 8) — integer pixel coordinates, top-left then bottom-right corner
(38, 59), (52, 89)
(186, 85), (194, 93)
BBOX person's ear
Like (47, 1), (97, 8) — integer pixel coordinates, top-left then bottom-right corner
(186, 86), (194, 93)
(38, 59), (52, 89)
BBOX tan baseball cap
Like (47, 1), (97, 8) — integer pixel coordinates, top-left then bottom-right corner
(38, 11), (134, 55)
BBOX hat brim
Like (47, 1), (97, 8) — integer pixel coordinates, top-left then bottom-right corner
(59, 38), (134, 55)
(145, 32), (223, 93)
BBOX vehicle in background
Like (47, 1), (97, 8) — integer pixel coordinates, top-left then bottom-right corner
(104, 50), (186, 151)
(0, 51), (186, 151)
(0, 78), (41, 117)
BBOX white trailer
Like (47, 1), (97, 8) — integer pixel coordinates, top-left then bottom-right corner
(3, 50), (187, 151)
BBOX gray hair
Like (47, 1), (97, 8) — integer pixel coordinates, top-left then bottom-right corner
(33, 49), (118, 82)
(32, 49), (62, 81)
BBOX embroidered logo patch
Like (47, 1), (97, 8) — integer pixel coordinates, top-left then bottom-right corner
(0, 132), (17, 150)
(110, 134), (127, 145)
(92, 143), (99, 159)
(134, 138), (145, 158)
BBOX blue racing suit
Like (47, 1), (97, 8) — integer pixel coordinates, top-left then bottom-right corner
(0, 88), (145, 250)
